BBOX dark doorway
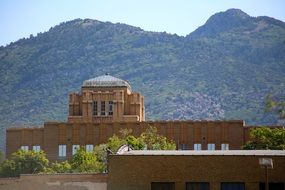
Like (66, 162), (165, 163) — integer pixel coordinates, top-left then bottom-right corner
(151, 182), (175, 190)
(260, 182), (285, 190)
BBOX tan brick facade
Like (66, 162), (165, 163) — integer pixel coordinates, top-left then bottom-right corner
(68, 74), (145, 123)
(108, 151), (285, 190)
(7, 120), (248, 161)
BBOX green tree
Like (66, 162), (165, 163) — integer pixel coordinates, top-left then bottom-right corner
(107, 135), (126, 153)
(43, 161), (72, 174)
(70, 146), (104, 173)
(126, 135), (145, 150)
(94, 144), (108, 162)
(0, 150), (49, 177)
(139, 126), (176, 150)
(265, 94), (285, 119)
(91, 126), (176, 173)
(105, 126), (176, 152)
(243, 127), (285, 150)
(0, 159), (16, 177)
(0, 151), (3, 163)
(93, 144), (108, 172)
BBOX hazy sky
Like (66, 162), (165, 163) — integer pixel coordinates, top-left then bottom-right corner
(1, 0), (285, 46)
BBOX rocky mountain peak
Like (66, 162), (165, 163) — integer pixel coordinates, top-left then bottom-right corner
(189, 9), (252, 38)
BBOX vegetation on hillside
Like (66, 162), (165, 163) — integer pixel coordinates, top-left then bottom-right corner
(265, 94), (285, 120)
(1, 9), (285, 151)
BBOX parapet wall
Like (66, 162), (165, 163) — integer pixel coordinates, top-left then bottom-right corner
(0, 173), (107, 190)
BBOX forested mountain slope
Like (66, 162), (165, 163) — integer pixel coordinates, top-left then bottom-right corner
(1, 9), (285, 150)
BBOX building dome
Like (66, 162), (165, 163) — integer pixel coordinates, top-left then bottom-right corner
(82, 73), (131, 90)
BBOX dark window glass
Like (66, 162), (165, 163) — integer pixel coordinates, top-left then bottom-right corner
(108, 101), (113, 115)
(180, 144), (188, 150)
(101, 101), (105, 116)
(151, 182), (175, 190)
(93, 101), (98, 116)
(260, 182), (285, 190)
(186, 182), (209, 190)
(221, 182), (245, 190)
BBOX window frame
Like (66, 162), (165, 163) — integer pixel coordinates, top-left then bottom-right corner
(21, 145), (29, 151)
(221, 182), (245, 190)
(179, 144), (188, 150)
(194, 143), (202, 150)
(86, 144), (94, 152)
(101, 101), (106, 116)
(108, 101), (113, 115)
(207, 143), (215, 150)
(58, 144), (67, 158)
(32, 145), (41, 152)
(186, 182), (210, 190)
(93, 101), (98, 116)
(221, 143), (229, 150)
(72, 144), (80, 155)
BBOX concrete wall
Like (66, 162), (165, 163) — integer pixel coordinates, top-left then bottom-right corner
(108, 154), (285, 190)
(0, 173), (107, 190)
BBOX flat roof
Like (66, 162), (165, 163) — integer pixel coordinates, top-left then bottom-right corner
(120, 150), (285, 156)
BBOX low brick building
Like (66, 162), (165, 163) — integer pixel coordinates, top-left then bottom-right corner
(108, 150), (285, 190)
(7, 120), (249, 161)
(1, 150), (284, 190)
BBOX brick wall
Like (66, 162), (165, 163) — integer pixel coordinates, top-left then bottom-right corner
(108, 154), (285, 190)
(6, 120), (248, 160)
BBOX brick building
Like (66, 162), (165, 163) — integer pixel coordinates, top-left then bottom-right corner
(5, 74), (279, 161)
(68, 74), (145, 123)
(1, 150), (284, 190)
(108, 150), (285, 190)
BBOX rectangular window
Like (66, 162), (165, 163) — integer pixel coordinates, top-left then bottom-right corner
(221, 182), (245, 190)
(151, 182), (175, 190)
(101, 101), (105, 116)
(207, 143), (215, 150)
(58, 145), (66, 157)
(33, 145), (40, 152)
(221, 143), (229, 150)
(86, 144), (94, 152)
(194, 143), (201, 150)
(108, 101), (113, 115)
(179, 144), (188, 150)
(93, 101), (98, 116)
(186, 182), (210, 190)
(72, 144), (80, 155)
(21, 145), (29, 151)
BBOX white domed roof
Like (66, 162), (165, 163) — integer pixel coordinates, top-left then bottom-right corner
(82, 74), (131, 90)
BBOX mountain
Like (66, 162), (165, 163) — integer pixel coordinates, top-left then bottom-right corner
(1, 9), (285, 151)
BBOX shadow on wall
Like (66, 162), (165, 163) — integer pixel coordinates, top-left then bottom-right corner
(0, 173), (107, 190)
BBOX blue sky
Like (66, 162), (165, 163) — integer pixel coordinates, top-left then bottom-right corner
(1, 0), (285, 46)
